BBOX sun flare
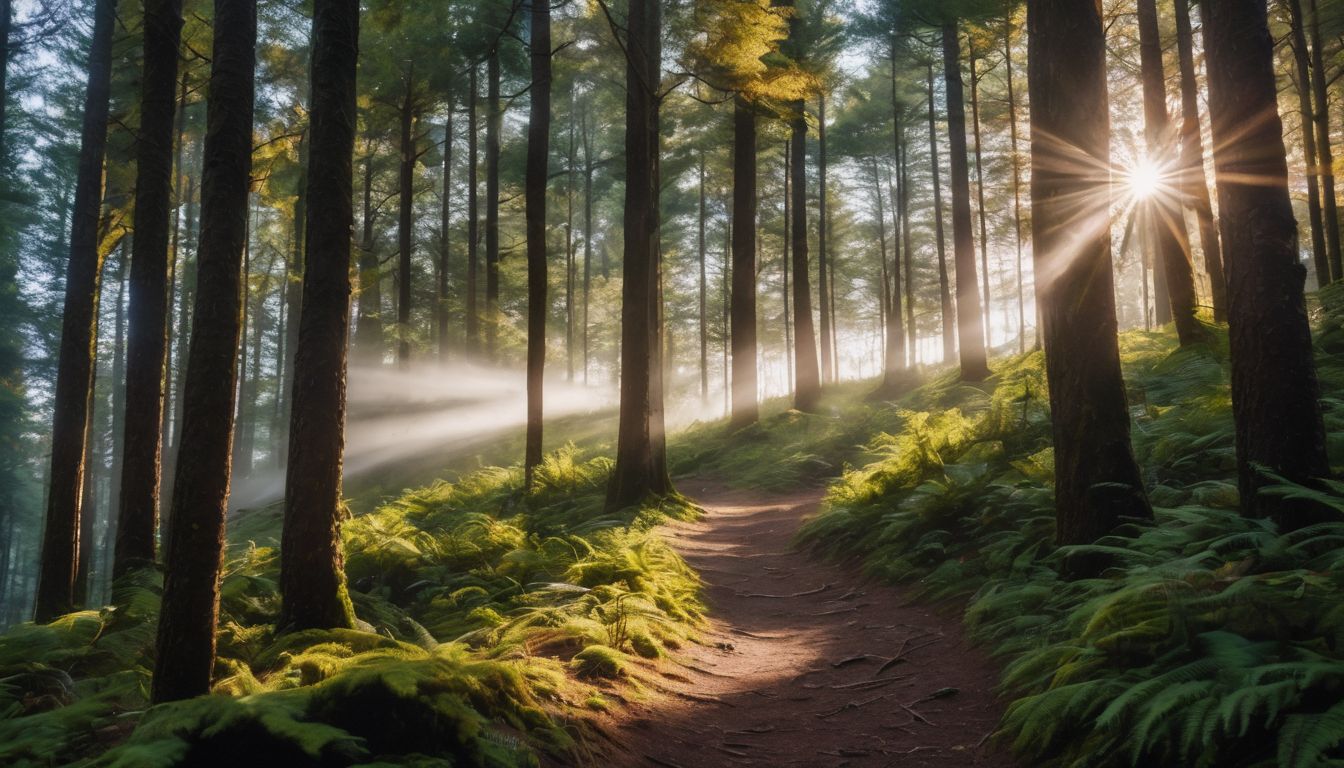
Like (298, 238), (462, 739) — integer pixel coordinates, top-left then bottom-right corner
(1125, 157), (1164, 201)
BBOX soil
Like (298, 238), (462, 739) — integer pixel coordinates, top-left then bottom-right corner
(603, 480), (1016, 768)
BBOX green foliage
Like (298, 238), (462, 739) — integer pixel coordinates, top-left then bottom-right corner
(801, 320), (1344, 767)
(0, 445), (701, 765)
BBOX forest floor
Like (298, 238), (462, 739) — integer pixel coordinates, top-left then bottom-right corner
(605, 478), (1014, 768)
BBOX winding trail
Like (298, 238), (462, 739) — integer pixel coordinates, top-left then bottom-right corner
(607, 480), (1014, 767)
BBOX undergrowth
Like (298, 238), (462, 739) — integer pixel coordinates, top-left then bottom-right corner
(801, 288), (1344, 768)
(0, 445), (701, 766)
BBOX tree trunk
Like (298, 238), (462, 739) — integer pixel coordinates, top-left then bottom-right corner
(1137, 0), (1203, 345)
(485, 51), (501, 361)
(1027, 0), (1154, 546)
(152, 0), (255, 702)
(607, 0), (668, 511)
(1309, 0), (1342, 281)
(524, 0), (551, 484)
(1200, 0), (1333, 529)
(877, 156), (903, 388)
(397, 73), (415, 369)
(698, 152), (708, 402)
(1173, 0), (1228, 315)
(114, 0), (184, 577)
(730, 95), (759, 427)
(969, 43), (992, 348)
(565, 88), (576, 382)
(926, 63), (955, 366)
(438, 106), (452, 360)
(278, 0), (359, 633)
(783, 138), (793, 390)
(1004, 13), (1028, 352)
(817, 92), (833, 386)
(354, 147), (382, 363)
(943, 24), (990, 381)
(467, 67), (480, 354)
(581, 103), (593, 384)
(790, 103), (821, 411)
(36, 0), (118, 623)
(900, 133), (916, 362)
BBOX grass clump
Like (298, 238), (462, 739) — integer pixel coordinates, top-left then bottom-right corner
(801, 299), (1344, 767)
(0, 444), (701, 766)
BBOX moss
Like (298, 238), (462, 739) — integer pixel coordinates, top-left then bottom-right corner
(571, 646), (628, 679)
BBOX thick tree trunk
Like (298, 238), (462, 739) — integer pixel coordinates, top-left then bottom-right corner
(115, 0), (184, 577)
(817, 93), (833, 386)
(1027, 0), (1154, 546)
(1137, 0), (1203, 345)
(485, 51), (501, 361)
(1200, 0), (1333, 529)
(1174, 0), (1228, 315)
(397, 75), (415, 369)
(467, 68), (480, 354)
(278, 0), (359, 633)
(926, 64), (955, 365)
(730, 95), (758, 427)
(438, 106), (452, 359)
(36, 0), (118, 623)
(608, 0), (668, 511)
(790, 104), (821, 411)
(943, 24), (990, 381)
(1005, 15), (1028, 352)
(1309, 0), (1342, 281)
(524, 0), (551, 484)
(152, 0), (255, 702)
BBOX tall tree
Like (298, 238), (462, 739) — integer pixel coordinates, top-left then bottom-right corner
(607, 0), (670, 510)
(942, 23), (990, 381)
(438, 105), (453, 359)
(1136, 0), (1203, 346)
(1274, 0), (1327, 285)
(35, 0), (118, 623)
(466, 67), (480, 354)
(115, 0), (186, 578)
(926, 63), (954, 364)
(152, 0), (256, 702)
(485, 48), (501, 360)
(817, 91), (833, 385)
(524, 0), (551, 484)
(730, 95), (759, 427)
(1027, 0), (1153, 545)
(1003, 12), (1028, 351)
(1308, 0), (1342, 282)
(278, 0), (360, 633)
(1200, 0), (1333, 529)
(396, 64), (417, 369)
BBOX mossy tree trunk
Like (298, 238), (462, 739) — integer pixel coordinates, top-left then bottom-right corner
(152, 0), (256, 702)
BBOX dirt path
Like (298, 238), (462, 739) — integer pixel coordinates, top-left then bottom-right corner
(607, 480), (1014, 767)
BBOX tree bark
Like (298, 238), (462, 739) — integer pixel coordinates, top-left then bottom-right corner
(730, 95), (759, 427)
(581, 102), (593, 383)
(152, 0), (256, 702)
(397, 71), (415, 369)
(1137, 0), (1203, 345)
(926, 63), (955, 366)
(900, 133), (916, 362)
(608, 0), (668, 511)
(524, 0), (551, 484)
(783, 139), (793, 390)
(1309, 0), (1342, 281)
(467, 67), (480, 354)
(943, 24), (990, 381)
(1005, 14), (1028, 352)
(790, 102), (821, 411)
(438, 106), (452, 359)
(817, 92), (833, 386)
(36, 0), (118, 623)
(1174, 0), (1229, 315)
(1027, 0), (1154, 546)
(278, 0), (359, 633)
(1200, 0), (1333, 529)
(115, 0), (184, 577)
(485, 51), (501, 361)
(698, 152), (708, 402)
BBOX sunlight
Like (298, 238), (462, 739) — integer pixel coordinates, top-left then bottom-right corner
(1124, 156), (1165, 202)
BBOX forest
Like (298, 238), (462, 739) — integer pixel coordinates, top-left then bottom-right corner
(1, 0), (1344, 765)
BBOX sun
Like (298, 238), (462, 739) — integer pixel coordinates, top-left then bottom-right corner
(1124, 157), (1166, 202)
